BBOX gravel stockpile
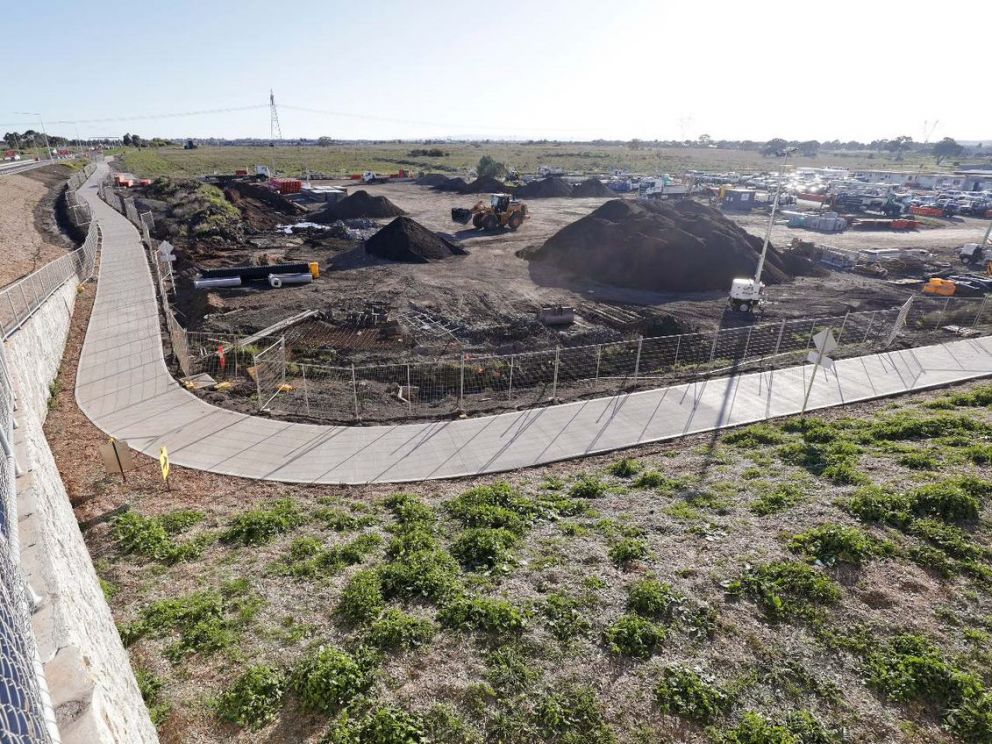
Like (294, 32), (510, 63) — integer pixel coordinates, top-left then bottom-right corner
(570, 178), (613, 197)
(514, 176), (574, 198)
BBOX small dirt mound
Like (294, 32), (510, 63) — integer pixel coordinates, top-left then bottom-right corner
(514, 176), (573, 198)
(570, 178), (613, 197)
(461, 176), (510, 194)
(416, 174), (450, 187)
(525, 199), (792, 292)
(365, 217), (467, 263)
(314, 190), (406, 222)
(432, 177), (468, 192)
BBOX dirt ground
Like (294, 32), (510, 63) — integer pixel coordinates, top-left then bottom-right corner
(160, 180), (976, 361)
(0, 165), (76, 288)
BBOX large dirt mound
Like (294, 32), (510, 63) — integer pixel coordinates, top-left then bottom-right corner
(416, 174), (450, 187)
(314, 190), (406, 222)
(570, 178), (613, 197)
(461, 176), (510, 194)
(365, 217), (467, 263)
(526, 199), (791, 292)
(514, 176), (574, 198)
(432, 177), (468, 192)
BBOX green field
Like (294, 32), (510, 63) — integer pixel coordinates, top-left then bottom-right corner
(118, 143), (946, 180)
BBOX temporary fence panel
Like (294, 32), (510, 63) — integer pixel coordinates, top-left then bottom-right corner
(254, 338), (287, 411)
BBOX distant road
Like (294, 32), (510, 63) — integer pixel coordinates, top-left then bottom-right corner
(0, 158), (76, 177)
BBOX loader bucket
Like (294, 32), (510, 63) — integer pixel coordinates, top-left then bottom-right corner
(451, 207), (472, 224)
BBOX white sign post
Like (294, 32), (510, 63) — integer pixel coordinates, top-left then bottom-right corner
(801, 328), (836, 416)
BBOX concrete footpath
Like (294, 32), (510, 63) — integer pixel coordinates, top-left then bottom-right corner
(75, 164), (992, 484)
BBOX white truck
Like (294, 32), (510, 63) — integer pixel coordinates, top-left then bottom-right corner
(639, 175), (688, 200)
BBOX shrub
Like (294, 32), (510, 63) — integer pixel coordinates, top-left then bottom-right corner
(336, 569), (385, 625)
(217, 665), (286, 729)
(112, 512), (209, 564)
(726, 562), (841, 622)
(278, 534), (381, 578)
(367, 609), (435, 652)
(603, 614), (665, 659)
(654, 666), (730, 723)
(608, 537), (648, 566)
(542, 592), (592, 642)
(446, 483), (529, 533)
(222, 499), (303, 545)
(384, 493), (436, 529)
(485, 643), (542, 691)
(354, 706), (427, 743)
(294, 646), (371, 714)
(135, 668), (170, 726)
(569, 475), (608, 499)
(843, 485), (911, 526)
(717, 711), (798, 744)
(820, 460), (868, 486)
(438, 595), (525, 635)
(909, 519), (984, 560)
(607, 457), (642, 478)
(788, 524), (881, 565)
(783, 710), (842, 744)
(909, 483), (980, 523)
(385, 528), (439, 559)
(863, 412), (989, 442)
(723, 424), (786, 447)
(750, 483), (806, 516)
(626, 578), (679, 621)
(379, 549), (460, 602)
(633, 470), (685, 491)
(159, 509), (204, 533)
(450, 528), (519, 572)
(898, 451), (939, 470)
(533, 684), (616, 744)
(865, 634), (981, 720)
(315, 508), (375, 532)
(964, 444), (992, 465)
(947, 690), (992, 743)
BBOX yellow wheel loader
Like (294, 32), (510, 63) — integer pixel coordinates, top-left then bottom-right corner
(451, 193), (528, 231)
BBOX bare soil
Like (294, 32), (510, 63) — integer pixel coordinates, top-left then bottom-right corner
(0, 165), (76, 288)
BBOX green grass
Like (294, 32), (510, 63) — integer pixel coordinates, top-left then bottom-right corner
(603, 613), (666, 659)
(788, 524), (887, 566)
(118, 143), (948, 180)
(654, 666), (730, 723)
(726, 562), (841, 623)
(216, 665), (286, 729)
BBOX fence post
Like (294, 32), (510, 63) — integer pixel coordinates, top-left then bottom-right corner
(632, 336), (643, 387)
(595, 345), (602, 381)
(937, 297), (951, 328)
(672, 335), (681, 369)
(406, 364), (412, 413)
(773, 319), (786, 358)
(742, 325), (754, 365)
(351, 364), (359, 420)
(973, 296), (988, 329)
(507, 355), (514, 402)
(551, 346), (560, 401)
(836, 310), (850, 344)
(458, 353), (465, 411)
(302, 364), (310, 416)
(862, 311), (877, 344)
(708, 327), (721, 363)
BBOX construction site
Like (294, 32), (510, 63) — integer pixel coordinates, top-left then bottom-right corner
(100, 154), (992, 423)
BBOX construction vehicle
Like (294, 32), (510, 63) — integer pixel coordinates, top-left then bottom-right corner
(451, 193), (528, 231)
(362, 171), (387, 184)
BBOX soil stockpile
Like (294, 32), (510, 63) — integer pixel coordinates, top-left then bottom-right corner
(461, 176), (510, 194)
(526, 199), (791, 292)
(365, 217), (467, 263)
(514, 176), (574, 198)
(416, 174), (450, 187)
(570, 178), (613, 197)
(432, 177), (468, 192)
(314, 190), (406, 222)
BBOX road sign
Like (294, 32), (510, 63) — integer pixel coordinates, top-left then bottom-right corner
(801, 326), (836, 415)
(811, 329), (837, 356)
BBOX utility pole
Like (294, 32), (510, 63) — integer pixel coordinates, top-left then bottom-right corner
(269, 89), (282, 177)
(753, 147), (795, 285)
(15, 112), (51, 161)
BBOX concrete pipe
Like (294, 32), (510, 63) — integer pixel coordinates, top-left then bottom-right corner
(194, 277), (241, 290)
(268, 273), (312, 288)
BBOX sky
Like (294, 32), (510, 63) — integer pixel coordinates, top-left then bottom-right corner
(1, 0), (987, 143)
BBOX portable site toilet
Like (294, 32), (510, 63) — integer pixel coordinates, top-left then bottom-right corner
(722, 188), (757, 211)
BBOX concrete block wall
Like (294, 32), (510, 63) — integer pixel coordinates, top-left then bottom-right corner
(5, 278), (157, 743)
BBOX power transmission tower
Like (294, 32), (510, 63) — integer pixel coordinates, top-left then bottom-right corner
(269, 89), (283, 143)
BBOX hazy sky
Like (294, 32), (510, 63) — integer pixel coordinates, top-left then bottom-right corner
(1, 0), (985, 142)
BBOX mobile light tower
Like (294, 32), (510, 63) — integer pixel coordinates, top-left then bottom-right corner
(728, 146), (796, 313)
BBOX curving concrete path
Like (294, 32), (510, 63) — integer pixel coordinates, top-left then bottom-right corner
(74, 163), (992, 484)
